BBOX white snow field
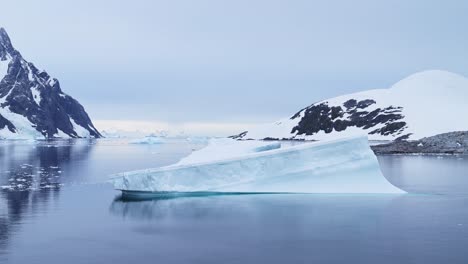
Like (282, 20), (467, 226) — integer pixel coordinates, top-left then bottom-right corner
(110, 136), (404, 194)
(239, 70), (468, 141)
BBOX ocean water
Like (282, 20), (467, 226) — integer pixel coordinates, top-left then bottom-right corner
(0, 139), (467, 264)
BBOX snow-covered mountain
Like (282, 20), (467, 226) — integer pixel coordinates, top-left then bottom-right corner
(0, 28), (101, 139)
(234, 70), (468, 141)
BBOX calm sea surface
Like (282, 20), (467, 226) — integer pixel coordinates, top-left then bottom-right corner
(0, 139), (467, 264)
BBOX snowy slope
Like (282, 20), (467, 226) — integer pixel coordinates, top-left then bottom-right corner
(0, 28), (101, 139)
(235, 70), (468, 141)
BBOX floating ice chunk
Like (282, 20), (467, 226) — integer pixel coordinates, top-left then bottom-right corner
(129, 136), (165, 145)
(111, 136), (404, 194)
(171, 138), (281, 167)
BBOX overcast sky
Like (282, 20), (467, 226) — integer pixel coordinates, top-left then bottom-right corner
(1, 0), (467, 135)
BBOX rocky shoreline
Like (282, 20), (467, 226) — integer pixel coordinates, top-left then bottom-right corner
(371, 131), (468, 155)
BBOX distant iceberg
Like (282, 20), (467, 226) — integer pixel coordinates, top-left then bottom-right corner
(129, 136), (165, 145)
(110, 136), (404, 195)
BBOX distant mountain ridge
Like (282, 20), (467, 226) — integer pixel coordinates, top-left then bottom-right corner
(0, 28), (101, 139)
(234, 70), (468, 141)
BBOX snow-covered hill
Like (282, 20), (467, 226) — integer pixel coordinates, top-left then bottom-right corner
(0, 28), (101, 139)
(234, 70), (468, 141)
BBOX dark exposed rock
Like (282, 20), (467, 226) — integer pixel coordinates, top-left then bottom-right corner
(343, 99), (357, 109)
(372, 131), (468, 154)
(369, 121), (406, 136)
(0, 28), (101, 139)
(290, 100), (406, 137)
(229, 131), (248, 139)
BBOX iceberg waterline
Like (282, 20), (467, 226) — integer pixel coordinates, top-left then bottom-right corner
(110, 136), (404, 194)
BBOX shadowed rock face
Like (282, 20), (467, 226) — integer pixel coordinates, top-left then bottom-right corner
(0, 28), (101, 139)
(291, 99), (407, 138)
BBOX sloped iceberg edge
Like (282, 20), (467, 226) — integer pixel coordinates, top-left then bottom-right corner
(110, 136), (405, 194)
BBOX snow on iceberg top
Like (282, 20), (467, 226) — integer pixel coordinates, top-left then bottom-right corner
(170, 138), (281, 167)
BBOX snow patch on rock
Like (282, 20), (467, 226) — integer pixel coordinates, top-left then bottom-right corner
(31, 86), (41, 106)
(0, 56), (11, 81)
(70, 117), (91, 138)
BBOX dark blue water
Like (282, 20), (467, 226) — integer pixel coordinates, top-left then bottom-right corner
(1, 139), (468, 264)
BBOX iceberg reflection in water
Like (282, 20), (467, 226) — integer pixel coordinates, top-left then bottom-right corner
(110, 136), (404, 195)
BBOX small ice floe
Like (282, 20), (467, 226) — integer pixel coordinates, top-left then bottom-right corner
(417, 143), (424, 147)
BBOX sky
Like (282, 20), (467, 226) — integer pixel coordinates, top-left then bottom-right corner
(1, 0), (468, 135)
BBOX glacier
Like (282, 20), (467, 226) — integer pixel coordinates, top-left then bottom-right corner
(110, 136), (404, 195)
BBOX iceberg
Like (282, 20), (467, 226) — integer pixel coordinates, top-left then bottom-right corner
(110, 136), (405, 196)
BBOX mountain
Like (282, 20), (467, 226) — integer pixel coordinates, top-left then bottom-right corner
(234, 70), (468, 141)
(0, 28), (101, 139)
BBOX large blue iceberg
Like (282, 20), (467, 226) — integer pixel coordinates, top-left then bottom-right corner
(110, 136), (404, 194)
